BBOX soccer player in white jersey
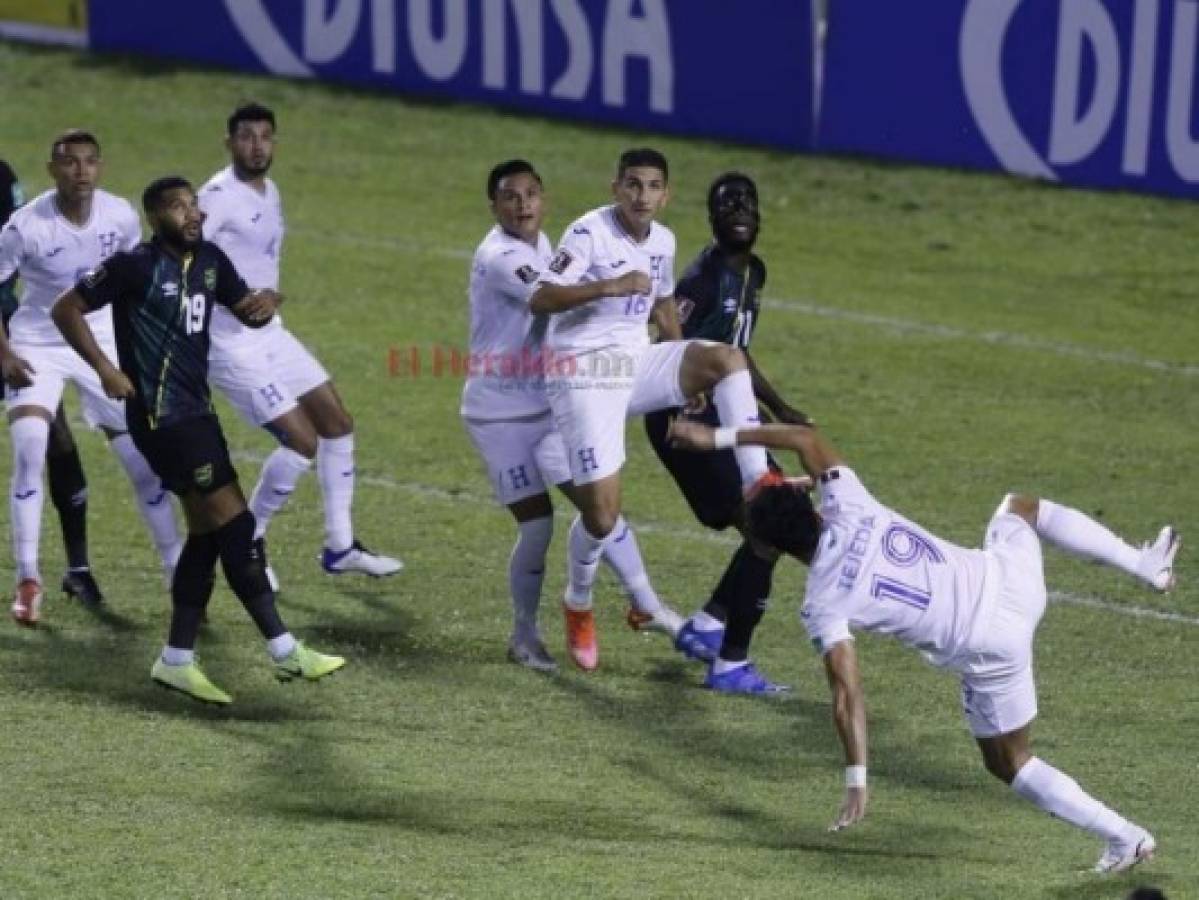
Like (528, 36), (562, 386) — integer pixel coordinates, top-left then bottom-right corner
(198, 103), (400, 585)
(529, 149), (772, 670)
(463, 159), (684, 672)
(668, 418), (1179, 874)
(0, 130), (183, 624)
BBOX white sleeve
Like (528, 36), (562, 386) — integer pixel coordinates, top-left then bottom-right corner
(800, 593), (853, 656)
(0, 221), (25, 283)
(817, 467), (881, 519)
(490, 253), (543, 306)
(120, 205), (141, 251)
(657, 251), (675, 300)
(537, 223), (596, 287)
(197, 186), (227, 238)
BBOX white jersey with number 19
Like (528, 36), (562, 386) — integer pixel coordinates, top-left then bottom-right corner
(801, 467), (999, 668)
(536, 205), (675, 353)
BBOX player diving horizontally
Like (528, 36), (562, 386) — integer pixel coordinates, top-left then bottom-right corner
(668, 417), (1178, 874)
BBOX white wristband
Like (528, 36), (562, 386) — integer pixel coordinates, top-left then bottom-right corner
(845, 765), (867, 788)
(713, 427), (739, 450)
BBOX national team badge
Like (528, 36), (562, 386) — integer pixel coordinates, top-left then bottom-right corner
(515, 265), (538, 284)
(204, 268), (216, 291)
(194, 463), (213, 488)
(549, 250), (573, 275)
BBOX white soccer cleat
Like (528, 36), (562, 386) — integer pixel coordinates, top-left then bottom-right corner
(626, 604), (684, 638)
(1094, 826), (1155, 875)
(321, 540), (404, 578)
(1135, 526), (1180, 592)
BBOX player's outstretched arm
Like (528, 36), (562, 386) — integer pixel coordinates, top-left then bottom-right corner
(51, 289), (133, 399)
(529, 270), (651, 314)
(823, 639), (870, 832)
(667, 420), (844, 479)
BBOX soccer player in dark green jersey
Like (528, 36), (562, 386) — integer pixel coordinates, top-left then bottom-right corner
(52, 176), (345, 704)
(645, 172), (810, 693)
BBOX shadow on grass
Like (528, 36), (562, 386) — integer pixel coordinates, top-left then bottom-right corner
(1046, 873), (1174, 899)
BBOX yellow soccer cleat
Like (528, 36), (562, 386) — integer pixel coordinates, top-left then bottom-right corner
(273, 641), (346, 683)
(151, 658), (233, 705)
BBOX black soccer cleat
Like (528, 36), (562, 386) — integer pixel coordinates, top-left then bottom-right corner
(62, 568), (105, 606)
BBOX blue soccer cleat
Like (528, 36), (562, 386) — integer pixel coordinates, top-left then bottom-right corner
(674, 618), (724, 662)
(704, 662), (790, 695)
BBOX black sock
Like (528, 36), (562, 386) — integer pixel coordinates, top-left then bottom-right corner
(167, 533), (219, 650)
(216, 510), (286, 639)
(46, 443), (89, 570)
(719, 549), (777, 663)
(703, 543), (754, 623)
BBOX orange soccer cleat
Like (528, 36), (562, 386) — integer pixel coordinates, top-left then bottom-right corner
(11, 578), (44, 627)
(562, 603), (598, 671)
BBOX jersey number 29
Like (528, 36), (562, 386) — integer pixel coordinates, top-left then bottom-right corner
(184, 293), (206, 335)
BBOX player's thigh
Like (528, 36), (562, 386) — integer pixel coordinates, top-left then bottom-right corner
(627, 341), (689, 417)
(545, 365), (633, 485)
(960, 661), (1038, 740)
(210, 341), (299, 428)
(134, 415), (240, 505)
(264, 327), (331, 401)
(984, 513), (1049, 630)
(463, 415), (553, 505)
(4, 343), (68, 421)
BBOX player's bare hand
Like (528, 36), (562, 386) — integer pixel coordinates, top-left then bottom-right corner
(99, 363), (135, 400)
(1, 353), (36, 389)
(828, 786), (868, 832)
(610, 270), (652, 297)
(234, 288), (281, 324)
(667, 419), (716, 451)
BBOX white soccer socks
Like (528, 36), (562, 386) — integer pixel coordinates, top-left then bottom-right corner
(10, 416), (49, 583)
(1035, 499), (1177, 589)
(109, 432), (182, 570)
(316, 434), (355, 551)
(712, 369), (769, 487)
(249, 446), (313, 538)
(601, 516), (669, 619)
(1011, 756), (1133, 843)
(510, 515), (553, 641)
(565, 515), (606, 609)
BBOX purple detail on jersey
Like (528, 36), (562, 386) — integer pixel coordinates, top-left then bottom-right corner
(45, 246), (64, 258)
(871, 573), (931, 611)
(837, 515), (877, 590)
(572, 227), (590, 235)
(271, 488), (294, 497)
(881, 523), (945, 567)
(146, 492), (167, 507)
(14, 488), (37, 500)
(613, 524), (630, 543)
(251, 212), (262, 223)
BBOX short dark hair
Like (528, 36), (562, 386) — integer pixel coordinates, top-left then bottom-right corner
(142, 176), (193, 215)
(487, 159), (542, 201)
(617, 148), (669, 182)
(50, 129), (100, 159)
(227, 102), (276, 136)
(707, 171), (758, 216)
(747, 479), (822, 563)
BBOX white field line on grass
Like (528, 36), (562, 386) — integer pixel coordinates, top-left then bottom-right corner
(292, 227), (1197, 379)
(230, 450), (1199, 628)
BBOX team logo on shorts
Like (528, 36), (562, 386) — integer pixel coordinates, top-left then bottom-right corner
(204, 268), (217, 291)
(193, 463), (214, 488)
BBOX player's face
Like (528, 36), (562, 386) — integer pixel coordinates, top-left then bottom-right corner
(153, 187), (204, 249)
(227, 119), (275, 178)
(612, 166), (669, 234)
(491, 172), (545, 243)
(711, 180), (760, 252)
(47, 141), (102, 203)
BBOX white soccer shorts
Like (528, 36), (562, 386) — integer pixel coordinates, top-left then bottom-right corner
(463, 412), (572, 506)
(209, 325), (330, 428)
(544, 340), (689, 485)
(4, 339), (128, 431)
(957, 507), (1048, 738)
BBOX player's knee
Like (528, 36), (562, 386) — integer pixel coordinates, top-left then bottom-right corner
(316, 409), (353, 439)
(583, 508), (619, 539)
(214, 510), (271, 600)
(706, 343), (746, 379)
(1001, 493), (1040, 527)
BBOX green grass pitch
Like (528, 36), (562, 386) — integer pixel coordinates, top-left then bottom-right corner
(0, 40), (1195, 899)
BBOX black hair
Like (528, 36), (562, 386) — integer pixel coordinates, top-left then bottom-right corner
(50, 129), (100, 159)
(142, 176), (193, 215)
(487, 159), (542, 201)
(747, 481), (822, 564)
(227, 102), (276, 136)
(707, 171), (758, 217)
(617, 148), (669, 182)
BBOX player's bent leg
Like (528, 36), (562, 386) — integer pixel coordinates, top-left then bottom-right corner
(8, 409), (52, 625)
(1008, 492), (1181, 592)
(105, 429), (183, 581)
(250, 407), (319, 591)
